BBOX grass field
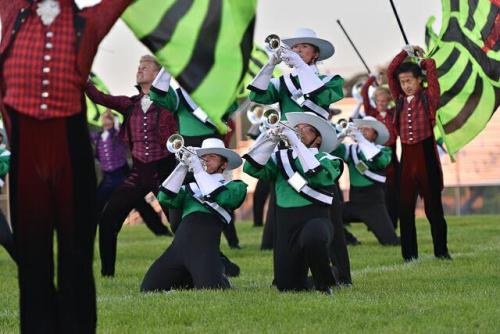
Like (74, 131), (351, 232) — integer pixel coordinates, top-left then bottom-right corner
(1, 215), (499, 333)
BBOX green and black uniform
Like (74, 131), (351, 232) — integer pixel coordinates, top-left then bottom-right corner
(0, 148), (15, 262)
(332, 143), (399, 245)
(244, 148), (341, 291)
(141, 176), (247, 291)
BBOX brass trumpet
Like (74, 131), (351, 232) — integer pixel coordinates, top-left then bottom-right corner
(166, 134), (207, 170)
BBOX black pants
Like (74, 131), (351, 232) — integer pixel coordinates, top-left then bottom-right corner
(275, 205), (335, 291)
(400, 138), (448, 260)
(329, 184), (352, 284)
(385, 146), (400, 228)
(222, 215), (240, 247)
(7, 109), (97, 334)
(97, 165), (168, 236)
(343, 184), (400, 245)
(261, 185), (276, 250)
(141, 212), (230, 291)
(0, 208), (16, 262)
(253, 179), (271, 227)
(99, 156), (176, 276)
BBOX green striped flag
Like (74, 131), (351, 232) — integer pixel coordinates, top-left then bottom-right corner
(236, 45), (282, 99)
(86, 73), (123, 126)
(428, 0), (499, 159)
(121, 0), (257, 134)
(425, 16), (439, 52)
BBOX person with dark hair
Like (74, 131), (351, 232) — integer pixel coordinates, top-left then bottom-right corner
(85, 55), (178, 277)
(361, 75), (399, 228)
(244, 112), (342, 294)
(387, 45), (451, 261)
(0, 0), (132, 332)
(141, 139), (247, 292)
(333, 116), (400, 246)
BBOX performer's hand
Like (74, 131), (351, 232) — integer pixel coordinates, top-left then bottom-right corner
(282, 49), (306, 69)
(350, 127), (365, 143)
(281, 126), (301, 147)
(187, 154), (204, 173)
(267, 52), (282, 66)
(413, 45), (425, 57)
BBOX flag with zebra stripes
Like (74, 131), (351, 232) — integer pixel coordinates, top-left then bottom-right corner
(121, 0), (257, 134)
(429, 0), (499, 158)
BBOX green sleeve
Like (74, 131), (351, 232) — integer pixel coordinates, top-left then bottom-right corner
(243, 159), (278, 182)
(149, 87), (179, 112)
(157, 188), (187, 209)
(0, 153), (9, 177)
(362, 146), (392, 170)
(212, 181), (248, 210)
(331, 144), (349, 162)
(248, 80), (280, 105)
(307, 154), (341, 187)
(311, 75), (344, 105)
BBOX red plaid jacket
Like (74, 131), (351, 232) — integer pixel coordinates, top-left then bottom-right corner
(85, 83), (178, 163)
(361, 76), (397, 146)
(387, 50), (440, 145)
(0, 0), (131, 130)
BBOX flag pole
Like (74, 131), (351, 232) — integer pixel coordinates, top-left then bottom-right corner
(389, 0), (410, 45)
(336, 19), (371, 74)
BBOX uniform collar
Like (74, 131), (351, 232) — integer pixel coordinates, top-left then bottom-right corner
(291, 147), (318, 158)
(291, 64), (319, 77)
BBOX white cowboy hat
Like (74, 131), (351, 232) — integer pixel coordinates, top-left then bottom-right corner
(282, 28), (335, 61)
(286, 112), (338, 152)
(353, 116), (389, 145)
(195, 138), (242, 170)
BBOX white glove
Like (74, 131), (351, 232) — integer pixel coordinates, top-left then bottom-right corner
(268, 52), (281, 66)
(161, 163), (188, 193)
(151, 67), (171, 93)
(353, 130), (381, 161)
(186, 153), (204, 174)
(281, 126), (301, 147)
(282, 49), (324, 94)
(248, 62), (275, 91)
(245, 131), (279, 166)
(190, 155), (224, 196)
(281, 49), (307, 69)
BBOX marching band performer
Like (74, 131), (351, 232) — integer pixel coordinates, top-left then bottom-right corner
(387, 45), (451, 261)
(86, 55), (177, 277)
(361, 75), (400, 228)
(0, 0), (132, 331)
(141, 138), (247, 291)
(243, 112), (341, 294)
(333, 117), (400, 245)
(247, 28), (344, 120)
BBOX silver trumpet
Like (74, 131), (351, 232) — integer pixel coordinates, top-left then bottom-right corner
(336, 119), (357, 141)
(166, 134), (207, 171)
(246, 103), (266, 125)
(262, 109), (302, 144)
(264, 34), (290, 60)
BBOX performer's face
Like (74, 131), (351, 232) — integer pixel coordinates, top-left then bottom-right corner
(375, 93), (390, 112)
(201, 154), (228, 174)
(136, 61), (160, 85)
(295, 123), (322, 148)
(292, 43), (319, 65)
(102, 116), (114, 130)
(359, 126), (378, 143)
(398, 72), (422, 96)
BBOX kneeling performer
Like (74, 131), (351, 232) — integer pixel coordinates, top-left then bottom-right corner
(243, 112), (341, 294)
(141, 138), (247, 291)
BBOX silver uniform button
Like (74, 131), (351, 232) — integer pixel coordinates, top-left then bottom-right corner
(46, 31), (54, 38)
(44, 55), (51, 61)
(43, 67), (50, 73)
(145, 136), (148, 139)
(409, 120), (412, 123)
(145, 152), (150, 156)
(409, 126), (412, 129)
(42, 79), (50, 86)
(41, 92), (49, 98)
(46, 42), (53, 49)
(40, 104), (48, 110)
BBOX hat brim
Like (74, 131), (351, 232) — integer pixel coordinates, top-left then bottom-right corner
(196, 148), (242, 170)
(286, 112), (338, 152)
(353, 119), (389, 145)
(281, 37), (335, 61)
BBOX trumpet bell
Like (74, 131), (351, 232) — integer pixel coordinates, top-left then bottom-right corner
(246, 104), (265, 125)
(265, 34), (281, 52)
(263, 108), (281, 128)
(166, 134), (184, 153)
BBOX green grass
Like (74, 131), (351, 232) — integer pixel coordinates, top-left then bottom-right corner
(1, 216), (500, 333)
